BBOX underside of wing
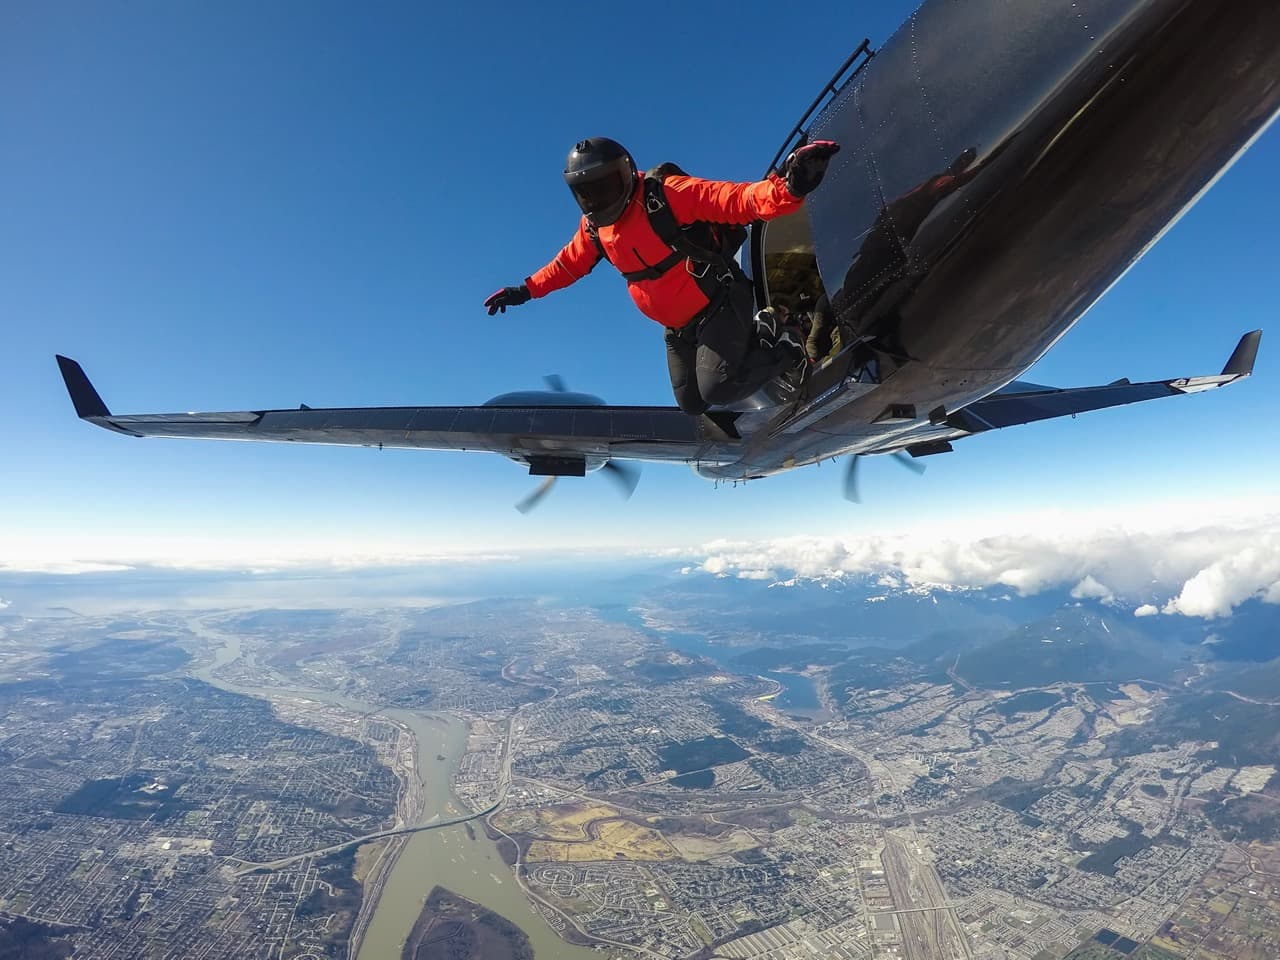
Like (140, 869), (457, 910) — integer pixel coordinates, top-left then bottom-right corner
(893, 330), (1262, 458)
(55, 356), (732, 466)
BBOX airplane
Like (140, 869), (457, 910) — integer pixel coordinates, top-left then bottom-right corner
(57, 0), (1276, 509)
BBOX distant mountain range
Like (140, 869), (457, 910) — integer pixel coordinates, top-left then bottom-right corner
(952, 605), (1177, 688)
(640, 567), (1279, 690)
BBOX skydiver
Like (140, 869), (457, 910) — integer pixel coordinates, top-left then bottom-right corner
(483, 137), (840, 415)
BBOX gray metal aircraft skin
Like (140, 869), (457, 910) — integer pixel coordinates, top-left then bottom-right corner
(58, 0), (1274, 489)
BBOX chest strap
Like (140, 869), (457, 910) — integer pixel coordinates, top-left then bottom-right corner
(618, 249), (685, 283)
(588, 175), (744, 290)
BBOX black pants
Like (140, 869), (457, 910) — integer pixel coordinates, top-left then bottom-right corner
(664, 281), (793, 415)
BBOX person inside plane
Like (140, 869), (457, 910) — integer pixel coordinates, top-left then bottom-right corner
(484, 137), (840, 415)
(782, 290), (841, 365)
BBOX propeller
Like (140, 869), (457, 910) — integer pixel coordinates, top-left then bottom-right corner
(517, 460), (642, 514)
(514, 374), (643, 512)
(515, 477), (558, 515)
(600, 459), (642, 498)
(842, 451), (926, 503)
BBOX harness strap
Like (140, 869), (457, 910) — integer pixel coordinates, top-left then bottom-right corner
(586, 224), (605, 260)
(640, 175), (733, 275)
(618, 249), (684, 283)
(589, 173), (748, 298)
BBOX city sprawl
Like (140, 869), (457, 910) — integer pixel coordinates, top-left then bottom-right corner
(0, 590), (1276, 960)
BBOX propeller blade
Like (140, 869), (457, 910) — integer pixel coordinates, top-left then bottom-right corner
(842, 455), (861, 503)
(892, 450), (927, 475)
(515, 476), (557, 514)
(543, 374), (568, 393)
(601, 460), (642, 499)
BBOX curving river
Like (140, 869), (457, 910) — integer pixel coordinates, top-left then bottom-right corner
(190, 630), (597, 960)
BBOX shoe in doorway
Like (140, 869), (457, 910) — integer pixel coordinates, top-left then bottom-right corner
(754, 307), (784, 348)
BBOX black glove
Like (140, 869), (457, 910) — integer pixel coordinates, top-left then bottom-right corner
(781, 140), (841, 197)
(484, 284), (531, 315)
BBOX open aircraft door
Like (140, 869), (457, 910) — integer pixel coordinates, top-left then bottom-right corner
(749, 40), (874, 325)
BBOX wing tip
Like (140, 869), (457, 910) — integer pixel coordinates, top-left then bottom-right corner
(55, 355), (111, 419)
(1221, 329), (1262, 378)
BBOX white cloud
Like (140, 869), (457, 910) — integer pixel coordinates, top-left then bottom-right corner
(6, 499), (1279, 624)
(687, 509), (1280, 620)
(0, 598), (10, 609)
(1071, 575), (1114, 603)
(0, 560), (137, 575)
(1161, 541), (1280, 618)
(0, 534), (518, 575)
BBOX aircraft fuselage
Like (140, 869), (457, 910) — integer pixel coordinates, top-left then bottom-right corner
(701, 0), (1280, 480)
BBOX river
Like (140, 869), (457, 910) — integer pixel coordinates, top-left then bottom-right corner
(189, 627), (597, 960)
(600, 605), (825, 715)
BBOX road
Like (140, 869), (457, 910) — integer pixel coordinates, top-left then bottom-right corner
(229, 801), (500, 876)
(1222, 689), (1280, 707)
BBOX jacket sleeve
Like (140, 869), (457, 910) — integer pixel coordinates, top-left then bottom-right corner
(525, 219), (604, 298)
(663, 172), (803, 226)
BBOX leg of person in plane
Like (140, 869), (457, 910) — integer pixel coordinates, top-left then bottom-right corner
(805, 292), (837, 362)
(695, 282), (802, 407)
(664, 323), (706, 415)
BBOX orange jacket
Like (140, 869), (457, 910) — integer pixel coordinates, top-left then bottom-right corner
(526, 172), (803, 328)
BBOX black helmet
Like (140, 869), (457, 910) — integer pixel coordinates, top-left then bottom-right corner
(563, 137), (637, 227)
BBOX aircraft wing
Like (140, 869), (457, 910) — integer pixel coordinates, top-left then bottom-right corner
(941, 329), (1261, 438)
(55, 356), (727, 466)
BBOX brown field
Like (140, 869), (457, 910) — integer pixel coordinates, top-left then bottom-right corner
(492, 802), (618, 840)
(525, 818), (678, 863)
(716, 804), (805, 832)
(499, 801), (762, 863)
(1151, 841), (1280, 959)
(665, 828), (759, 861)
(352, 838), (389, 885)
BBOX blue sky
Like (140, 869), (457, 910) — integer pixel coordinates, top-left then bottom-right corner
(2, 0), (1277, 566)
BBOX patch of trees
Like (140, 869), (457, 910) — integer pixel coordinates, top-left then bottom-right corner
(296, 847), (361, 923)
(1202, 793), (1280, 842)
(669, 770), (716, 789)
(54, 773), (187, 821)
(701, 697), (770, 740)
(1075, 821), (1151, 876)
(657, 735), (749, 773)
(756, 732), (806, 756)
(1169, 693), (1280, 766)
(391, 687), (435, 707)
(0, 918), (73, 960)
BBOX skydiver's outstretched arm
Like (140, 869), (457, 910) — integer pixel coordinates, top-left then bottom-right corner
(485, 218), (604, 315)
(527, 218), (605, 297)
(663, 172), (802, 226)
(662, 141), (841, 226)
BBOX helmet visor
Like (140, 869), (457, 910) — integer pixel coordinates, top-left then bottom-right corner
(570, 168), (631, 220)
